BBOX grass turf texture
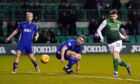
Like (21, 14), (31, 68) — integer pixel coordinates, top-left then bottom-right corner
(0, 54), (140, 84)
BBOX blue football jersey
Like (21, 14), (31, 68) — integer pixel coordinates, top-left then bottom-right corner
(18, 21), (38, 44)
(57, 39), (81, 54)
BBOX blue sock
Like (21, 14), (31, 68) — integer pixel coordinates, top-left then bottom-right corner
(67, 57), (79, 70)
(32, 61), (38, 67)
(13, 62), (18, 71)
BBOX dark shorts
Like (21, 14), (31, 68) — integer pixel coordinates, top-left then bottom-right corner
(55, 50), (69, 60)
(17, 43), (33, 54)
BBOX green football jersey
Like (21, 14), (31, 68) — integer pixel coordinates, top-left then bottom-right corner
(105, 19), (121, 43)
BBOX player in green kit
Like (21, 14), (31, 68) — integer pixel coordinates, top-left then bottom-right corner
(97, 10), (131, 77)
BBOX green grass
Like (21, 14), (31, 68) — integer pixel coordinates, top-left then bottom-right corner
(0, 54), (140, 84)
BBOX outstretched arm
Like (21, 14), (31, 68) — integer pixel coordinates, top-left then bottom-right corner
(97, 20), (107, 43)
(5, 29), (19, 42)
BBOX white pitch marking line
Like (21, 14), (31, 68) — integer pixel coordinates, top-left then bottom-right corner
(72, 75), (140, 82)
(1, 70), (140, 82)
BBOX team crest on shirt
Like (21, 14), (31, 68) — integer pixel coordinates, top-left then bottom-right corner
(117, 24), (120, 27)
(24, 29), (32, 32)
(108, 23), (112, 26)
(68, 42), (71, 46)
(111, 28), (119, 31)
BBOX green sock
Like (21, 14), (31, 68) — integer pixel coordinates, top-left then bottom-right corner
(113, 59), (119, 71)
(119, 60), (127, 68)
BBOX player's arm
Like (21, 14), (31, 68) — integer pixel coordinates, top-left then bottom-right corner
(119, 32), (125, 38)
(61, 46), (68, 63)
(119, 32), (129, 41)
(119, 28), (129, 40)
(5, 29), (19, 42)
(97, 20), (107, 43)
(34, 32), (39, 41)
(75, 61), (80, 74)
(34, 24), (39, 41)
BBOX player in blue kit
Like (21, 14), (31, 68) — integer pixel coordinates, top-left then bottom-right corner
(5, 12), (40, 73)
(56, 35), (86, 74)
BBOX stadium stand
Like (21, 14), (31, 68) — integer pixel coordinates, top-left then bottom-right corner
(0, 0), (140, 44)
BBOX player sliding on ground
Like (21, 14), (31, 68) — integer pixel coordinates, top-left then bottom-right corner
(55, 35), (86, 74)
(97, 10), (131, 77)
(5, 12), (40, 73)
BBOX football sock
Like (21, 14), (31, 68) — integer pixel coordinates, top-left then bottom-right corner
(32, 61), (38, 67)
(119, 60), (127, 68)
(67, 57), (79, 70)
(113, 59), (119, 72)
(13, 62), (18, 71)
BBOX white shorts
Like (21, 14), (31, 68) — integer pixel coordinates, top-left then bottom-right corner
(108, 40), (122, 54)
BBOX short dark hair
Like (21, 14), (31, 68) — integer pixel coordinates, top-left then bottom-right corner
(109, 10), (118, 15)
(79, 35), (86, 40)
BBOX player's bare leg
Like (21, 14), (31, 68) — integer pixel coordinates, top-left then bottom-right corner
(28, 54), (40, 72)
(67, 50), (81, 59)
(63, 50), (81, 74)
(12, 50), (21, 73)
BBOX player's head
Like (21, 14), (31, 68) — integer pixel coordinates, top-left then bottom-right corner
(76, 35), (86, 45)
(26, 12), (33, 22)
(109, 10), (118, 21)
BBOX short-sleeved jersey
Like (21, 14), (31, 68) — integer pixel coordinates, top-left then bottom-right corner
(106, 19), (121, 43)
(18, 21), (38, 44)
(57, 39), (81, 54)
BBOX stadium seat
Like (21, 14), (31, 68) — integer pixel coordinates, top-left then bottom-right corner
(76, 28), (82, 35)
(50, 28), (56, 34)
(38, 28), (45, 34)
(86, 10), (99, 20)
(67, 36), (78, 40)
(123, 36), (136, 43)
(0, 9), (8, 20)
(55, 28), (61, 35)
(75, 10), (86, 21)
(55, 37), (61, 44)
(2, 28), (7, 35)
(129, 36), (136, 43)
(0, 36), (4, 41)
(103, 36), (107, 43)
(136, 35), (140, 43)
(86, 36), (94, 44)
(56, 36), (67, 44)
(82, 28), (89, 35)
(67, 0), (85, 3)
(44, 9), (57, 21)
(76, 27), (89, 35)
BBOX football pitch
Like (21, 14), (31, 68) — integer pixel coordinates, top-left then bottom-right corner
(0, 54), (140, 84)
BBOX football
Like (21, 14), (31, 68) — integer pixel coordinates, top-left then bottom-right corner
(40, 54), (50, 64)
